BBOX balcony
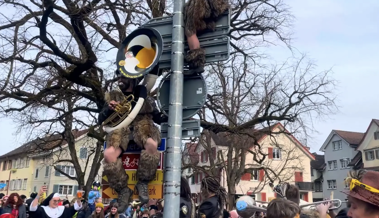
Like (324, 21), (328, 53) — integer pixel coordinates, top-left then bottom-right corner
(295, 182), (314, 191)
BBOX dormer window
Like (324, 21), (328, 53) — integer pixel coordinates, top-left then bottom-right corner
(332, 140), (342, 151)
(374, 132), (379, 140)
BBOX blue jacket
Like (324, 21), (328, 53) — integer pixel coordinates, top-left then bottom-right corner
(88, 190), (100, 204)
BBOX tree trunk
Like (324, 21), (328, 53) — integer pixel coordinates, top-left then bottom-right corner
(227, 183), (236, 210)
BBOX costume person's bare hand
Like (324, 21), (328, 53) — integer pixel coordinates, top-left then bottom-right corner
(109, 100), (120, 110)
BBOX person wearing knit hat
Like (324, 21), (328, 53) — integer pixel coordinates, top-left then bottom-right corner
(95, 203), (104, 209)
(88, 203), (105, 218)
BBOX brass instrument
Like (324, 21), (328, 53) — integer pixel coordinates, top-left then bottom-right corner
(300, 199), (347, 210)
(102, 92), (135, 128)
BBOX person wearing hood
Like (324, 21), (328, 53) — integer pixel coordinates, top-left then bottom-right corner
(29, 186), (82, 218)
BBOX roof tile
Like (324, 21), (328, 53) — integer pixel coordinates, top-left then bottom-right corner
(334, 130), (364, 145)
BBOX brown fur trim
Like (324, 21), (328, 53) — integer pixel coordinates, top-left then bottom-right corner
(136, 150), (161, 181)
(207, 0), (229, 18)
(184, 0), (211, 36)
(133, 116), (161, 148)
(106, 127), (130, 151)
(103, 159), (132, 213)
(184, 0), (229, 36)
(185, 48), (206, 69)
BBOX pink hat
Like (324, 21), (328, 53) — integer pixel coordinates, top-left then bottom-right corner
(230, 210), (238, 218)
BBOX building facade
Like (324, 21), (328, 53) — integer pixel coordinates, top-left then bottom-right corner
(310, 153), (325, 202)
(183, 123), (315, 203)
(355, 119), (379, 171)
(319, 130), (364, 205)
(0, 130), (102, 200)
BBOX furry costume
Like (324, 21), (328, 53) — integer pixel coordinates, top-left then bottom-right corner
(100, 88), (162, 212)
(184, 0), (229, 70)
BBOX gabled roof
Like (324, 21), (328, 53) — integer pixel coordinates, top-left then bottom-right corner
(0, 129), (89, 159)
(319, 130), (364, 152)
(348, 151), (362, 167)
(334, 130), (365, 145)
(356, 119), (379, 151)
(311, 153), (325, 170)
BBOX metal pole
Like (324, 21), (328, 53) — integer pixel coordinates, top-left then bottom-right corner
(162, 0), (184, 216)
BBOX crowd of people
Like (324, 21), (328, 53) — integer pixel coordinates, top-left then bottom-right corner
(0, 169), (379, 218)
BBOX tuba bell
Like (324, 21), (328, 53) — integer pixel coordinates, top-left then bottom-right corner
(102, 27), (163, 133)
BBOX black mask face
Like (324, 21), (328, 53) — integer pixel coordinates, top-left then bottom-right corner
(116, 73), (133, 91)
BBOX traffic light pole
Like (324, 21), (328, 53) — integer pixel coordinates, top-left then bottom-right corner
(162, 0), (185, 216)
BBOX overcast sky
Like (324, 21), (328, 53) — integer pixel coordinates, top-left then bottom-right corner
(1, 0), (378, 155)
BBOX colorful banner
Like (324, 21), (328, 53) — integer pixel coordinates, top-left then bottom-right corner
(120, 153), (163, 170)
(102, 184), (163, 199)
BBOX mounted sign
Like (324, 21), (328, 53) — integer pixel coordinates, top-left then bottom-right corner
(120, 153), (164, 170)
(102, 184), (163, 200)
(157, 74), (207, 120)
(141, 10), (230, 69)
(161, 120), (201, 138)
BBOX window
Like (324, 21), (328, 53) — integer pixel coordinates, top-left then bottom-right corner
(35, 169), (39, 178)
(311, 168), (314, 176)
(374, 132), (379, 140)
(273, 148), (281, 160)
(33, 186), (37, 192)
(20, 158), (25, 168)
(365, 151), (375, 161)
(327, 180), (337, 189)
(15, 159), (19, 168)
(250, 169), (258, 181)
(7, 160), (12, 170)
(10, 180), (16, 191)
(340, 158), (350, 169)
(2, 161), (6, 171)
(45, 166), (50, 177)
(201, 151), (208, 163)
(17, 179), (22, 190)
(61, 166), (76, 177)
(79, 148), (88, 159)
(314, 182), (322, 192)
(12, 160), (16, 169)
(23, 179), (27, 190)
(58, 185), (74, 195)
(328, 160), (337, 170)
(25, 157), (30, 167)
(188, 168), (192, 173)
(376, 150), (379, 159)
(191, 175), (195, 184)
(332, 141), (342, 151)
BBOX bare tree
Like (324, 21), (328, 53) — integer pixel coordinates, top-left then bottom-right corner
(0, 0), (306, 201)
(183, 126), (308, 209)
